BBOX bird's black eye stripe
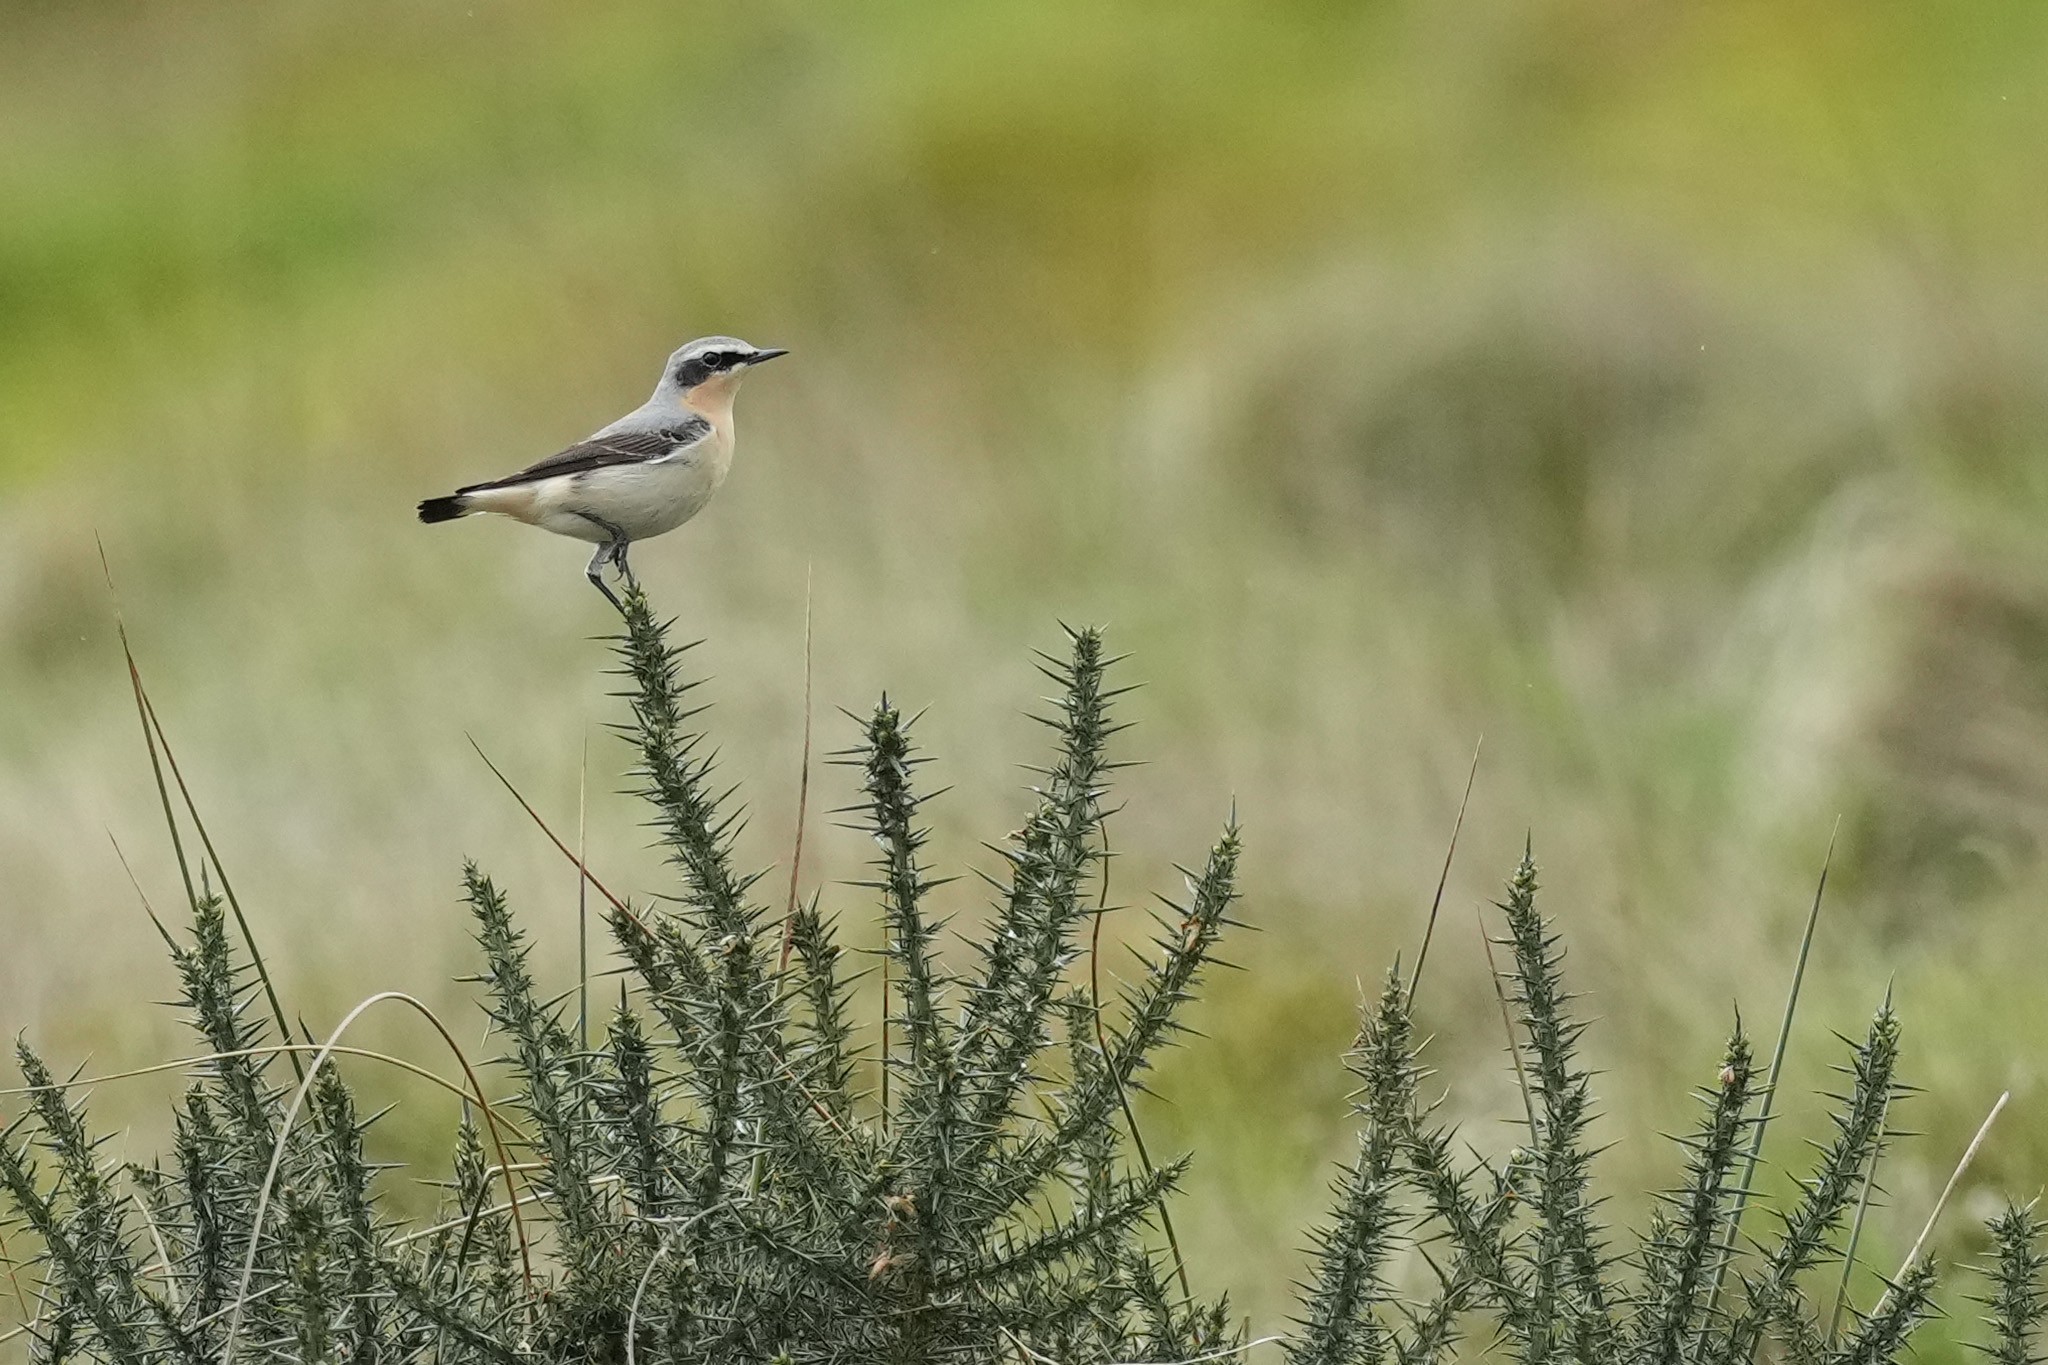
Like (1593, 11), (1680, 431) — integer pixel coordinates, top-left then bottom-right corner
(672, 349), (745, 386)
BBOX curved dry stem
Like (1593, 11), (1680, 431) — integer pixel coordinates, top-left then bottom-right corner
(624, 1239), (670, 1365)
(468, 734), (646, 933)
(139, 688), (305, 1082)
(1408, 734), (1481, 1004)
(220, 991), (535, 1365)
(97, 543), (197, 917)
(623, 1206), (720, 1365)
(1002, 1326), (1282, 1365)
(101, 544), (306, 1090)
(1695, 820), (1837, 1353)
(578, 731), (591, 1051)
(1830, 1092), (1892, 1343)
(0, 1219), (30, 1327)
(0, 1045), (534, 1144)
(127, 1190), (181, 1312)
(1477, 903), (1538, 1144)
(1874, 1090), (2010, 1315)
(778, 564), (815, 975)
(1089, 822), (1191, 1301)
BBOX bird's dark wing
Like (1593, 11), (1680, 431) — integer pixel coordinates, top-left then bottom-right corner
(462, 417), (712, 492)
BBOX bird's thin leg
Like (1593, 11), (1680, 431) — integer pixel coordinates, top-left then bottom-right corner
(574, 516), (633, 611)
(611, 540), (638, 589)
(583, 541), (624, 611)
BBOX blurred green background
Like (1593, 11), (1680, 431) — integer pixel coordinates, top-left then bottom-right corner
(4, 0), (2047, 1348)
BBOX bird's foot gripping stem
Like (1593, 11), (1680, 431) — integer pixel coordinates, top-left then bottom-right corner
(609, 539), (639, 590)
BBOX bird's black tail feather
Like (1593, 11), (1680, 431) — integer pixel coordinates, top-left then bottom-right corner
(417, 494), (468, 524)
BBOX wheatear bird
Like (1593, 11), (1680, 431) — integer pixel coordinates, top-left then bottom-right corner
(417, 336), (787, 608)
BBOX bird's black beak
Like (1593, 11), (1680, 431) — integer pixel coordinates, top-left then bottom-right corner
(748, 347), (790, 364)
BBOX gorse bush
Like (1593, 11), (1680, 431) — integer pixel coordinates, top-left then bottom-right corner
(1, 589), (2041, 1364)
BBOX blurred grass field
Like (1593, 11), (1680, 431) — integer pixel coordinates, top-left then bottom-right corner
(4, 0), (2048, 1343)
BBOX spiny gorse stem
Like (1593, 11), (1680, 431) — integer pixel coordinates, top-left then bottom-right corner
(1, 586), (2036, 1365)
(1830, 1260), (1939, 1365)
(1708, 1003), (1902, 1365)
(786, 898), (858, 1121)
(856, 698), (960, 1200)
(1497, 849), (1615, 1365)
(1286, 968), (1417, 1365)
(1631, 1026), (1755, 1365)
(1982, 1205), (2048, 1365)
